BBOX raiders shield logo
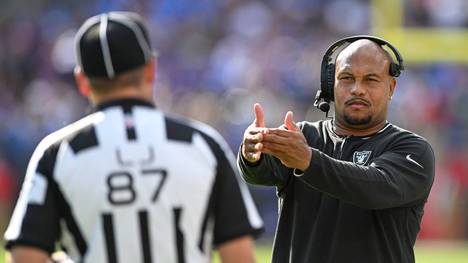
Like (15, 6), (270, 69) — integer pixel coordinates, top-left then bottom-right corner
(353, 151), (372, 165)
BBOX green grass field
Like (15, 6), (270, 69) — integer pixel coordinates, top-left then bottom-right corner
(212, 241), (468, 263)
(1, 241), (467, 262)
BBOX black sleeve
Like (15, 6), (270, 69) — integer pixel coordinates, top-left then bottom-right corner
(237, 148), (290, 191)
(200, 133), (264, 246)
(236, 122), (300, 191)
(4, 142), (62, 254)
(297, 137), (435, 209)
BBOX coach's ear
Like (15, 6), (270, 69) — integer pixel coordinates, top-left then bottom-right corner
(74, 66), (91, 97)
(389, 77), (396, 99)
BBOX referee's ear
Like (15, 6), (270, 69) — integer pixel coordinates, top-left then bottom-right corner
(74, 66), (91, 97)
(143, 58), (157, 85)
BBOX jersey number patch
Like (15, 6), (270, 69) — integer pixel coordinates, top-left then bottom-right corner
(102, 169), (185, 262)
(106, 169), (167, 205)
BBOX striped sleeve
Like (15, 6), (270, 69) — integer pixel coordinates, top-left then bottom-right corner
(4, 114), (101, 255)
(197, 128), (264, 245)
(4, 140), (62, 254)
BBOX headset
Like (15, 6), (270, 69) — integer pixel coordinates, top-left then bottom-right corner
(314, 35), (405, 114)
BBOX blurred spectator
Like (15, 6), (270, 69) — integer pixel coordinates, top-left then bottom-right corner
(0, 157), (16, 234)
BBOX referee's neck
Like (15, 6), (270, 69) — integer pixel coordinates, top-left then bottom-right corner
(89, 86), (153, 107)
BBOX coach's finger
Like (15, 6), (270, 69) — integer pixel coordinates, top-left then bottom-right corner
(248, 127), (268, 135)
(254, 103), (265, 127)
(262, 134), (290, 145)
(284, 111), (299, 131)
(242, 145), (262, 162)
(260, 142), (288, 158)
(245, 132), (263, 143)
(266, 128), (295, 137)
(244, 142), (263, 152)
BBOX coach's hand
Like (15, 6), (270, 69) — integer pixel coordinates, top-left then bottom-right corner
(242, 103), (267, 164)
(261, 111), (312, 171)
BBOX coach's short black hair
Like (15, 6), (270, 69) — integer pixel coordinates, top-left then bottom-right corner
(75, 12), (154, 79)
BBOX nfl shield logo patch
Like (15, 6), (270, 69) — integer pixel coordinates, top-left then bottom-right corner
(353, 151), (372, 165)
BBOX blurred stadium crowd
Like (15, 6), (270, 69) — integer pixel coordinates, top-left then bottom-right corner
(0, 0), (467, 240)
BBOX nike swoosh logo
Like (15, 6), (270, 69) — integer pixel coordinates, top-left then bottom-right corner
(406, 154), (423, 169)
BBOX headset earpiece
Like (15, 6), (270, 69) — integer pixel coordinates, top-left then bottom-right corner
(389, 62), (400, 77)
(326, 64), (335, 101)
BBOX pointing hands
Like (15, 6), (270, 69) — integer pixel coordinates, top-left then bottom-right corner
(241, 103), (312, 171)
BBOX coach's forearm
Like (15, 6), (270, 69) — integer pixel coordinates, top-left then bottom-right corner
(237, 150), (287, 187)
(296, 148), (433, 209)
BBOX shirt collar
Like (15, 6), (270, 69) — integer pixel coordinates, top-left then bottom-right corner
(327, 119), (392, 140)
(93, 98), (155, 112)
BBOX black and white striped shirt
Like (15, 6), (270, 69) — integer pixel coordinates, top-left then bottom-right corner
(5, 98), (263, 263)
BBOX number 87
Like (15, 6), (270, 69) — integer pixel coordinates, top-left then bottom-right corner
(106, 169), (168, 205)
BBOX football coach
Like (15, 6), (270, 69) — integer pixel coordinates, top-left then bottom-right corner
(238, 36), (435, 263)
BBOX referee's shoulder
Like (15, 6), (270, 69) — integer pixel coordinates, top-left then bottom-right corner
(162, 112), (228, 147)
(35, 112), (104, 155)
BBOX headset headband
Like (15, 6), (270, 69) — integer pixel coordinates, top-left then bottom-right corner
(321, 35), (404, 75)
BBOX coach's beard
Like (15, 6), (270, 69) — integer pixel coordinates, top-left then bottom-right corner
(344, 113), (372, 126)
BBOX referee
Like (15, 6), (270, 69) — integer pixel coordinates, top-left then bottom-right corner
(4, 12), (263, 263)
(238, 37), (435, 262)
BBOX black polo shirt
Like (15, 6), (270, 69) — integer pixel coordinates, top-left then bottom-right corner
(239, 119), (435, 263)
